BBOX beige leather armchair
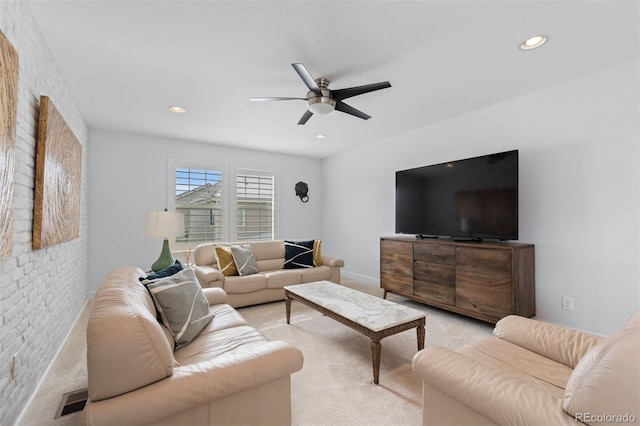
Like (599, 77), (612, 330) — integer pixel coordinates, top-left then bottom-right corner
(413, 310), (639, 425)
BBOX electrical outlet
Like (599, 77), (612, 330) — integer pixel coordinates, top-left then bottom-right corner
(562, 296), (574, 311)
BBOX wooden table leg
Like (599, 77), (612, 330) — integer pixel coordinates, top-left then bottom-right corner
(371, 338), (381, 385)
(417, 319), (425, 350)
(285, 294), (292, 324)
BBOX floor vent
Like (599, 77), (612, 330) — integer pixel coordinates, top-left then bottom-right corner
(55, 388), (88, 419)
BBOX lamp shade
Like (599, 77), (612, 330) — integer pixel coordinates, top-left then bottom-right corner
(145, 211), (184, 238)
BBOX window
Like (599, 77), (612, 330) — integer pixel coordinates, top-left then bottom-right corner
(170, 162), (277, 247)
(174, 167), (223, 246)
(235, 169), (276, 241)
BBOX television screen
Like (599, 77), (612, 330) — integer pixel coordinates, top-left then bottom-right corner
(395, 150), (518, 241)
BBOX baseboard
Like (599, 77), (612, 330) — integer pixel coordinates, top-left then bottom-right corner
(15, 299), (90, 424)
(342, 270), (379, 287)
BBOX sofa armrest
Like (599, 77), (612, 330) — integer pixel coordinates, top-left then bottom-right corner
(193, 265), (224, 288)
(321, 255), (344, 268)
(494, 315), (602, 368)
(412, 347), (577, 425)
(202, 287), (228, 305)
(84, 340), (304, 425)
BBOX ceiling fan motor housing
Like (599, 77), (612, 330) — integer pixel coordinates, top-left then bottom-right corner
(307, 78), (335, 114)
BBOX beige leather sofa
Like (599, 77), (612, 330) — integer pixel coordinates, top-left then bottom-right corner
(84, 266), (304, 425)
(412, 310), (639, 425)
(193, 240), (344, 308)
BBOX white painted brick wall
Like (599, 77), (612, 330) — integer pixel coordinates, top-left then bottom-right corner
(0, 3), (89, 424)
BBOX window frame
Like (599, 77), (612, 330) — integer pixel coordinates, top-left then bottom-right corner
(168, 160), (279, 247)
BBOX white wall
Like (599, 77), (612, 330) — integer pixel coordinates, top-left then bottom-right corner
(322, 60), (639, 335)
(88, 129), (323, 294)
(0, 3), (89, 424)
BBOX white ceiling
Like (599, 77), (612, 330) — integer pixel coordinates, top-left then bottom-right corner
(26, 1), (639, 159)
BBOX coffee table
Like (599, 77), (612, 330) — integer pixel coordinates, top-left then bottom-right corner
(284, 281), (426, 384)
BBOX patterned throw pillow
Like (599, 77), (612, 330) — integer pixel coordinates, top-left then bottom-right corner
(215, 245), (238, 276)
(230, 244), (259, 276)
(145, 268), (214, 349)
(284, 240), (315, 269)
(313, 240), (323, 266)
(139, 260), (183, 283)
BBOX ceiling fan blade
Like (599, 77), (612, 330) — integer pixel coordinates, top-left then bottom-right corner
(249, 97), (306, 101)
(333, 81), (391, 102)
(297, 109), (314, 125)
(292, 63), (321, 94)
(335, 101), (371, 120)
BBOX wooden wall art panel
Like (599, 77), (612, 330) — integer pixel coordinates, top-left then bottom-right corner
(0, 31), (19, 259)
(33, 96), (82, 249)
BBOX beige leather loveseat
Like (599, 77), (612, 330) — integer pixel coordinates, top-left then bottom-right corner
(412, 310), (639, 425)
(84, 266), (304, 425)
(193, 240), (344, 308)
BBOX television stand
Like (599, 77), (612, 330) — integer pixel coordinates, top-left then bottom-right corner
(380, 236), (535, 323)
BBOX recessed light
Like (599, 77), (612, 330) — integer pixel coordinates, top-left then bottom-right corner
(520, 35), (547, 50)
(168, 106), (186, 113)
(315, 134), (326, 140)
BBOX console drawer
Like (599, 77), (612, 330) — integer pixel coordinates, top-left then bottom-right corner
(414, 243), (455, 264)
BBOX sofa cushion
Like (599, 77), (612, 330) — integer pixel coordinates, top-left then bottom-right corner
(224, 274), (267, 294)
(563, 310), (640, 421)
(263, 270), (303, 289)
(215, 245), (238, 276)
(257, 258), (285, 272)
(146, 268), (215, 349)
(175, 323), (270, 365)
(231, 244), (259, 276)
(284, 240), (314, 269)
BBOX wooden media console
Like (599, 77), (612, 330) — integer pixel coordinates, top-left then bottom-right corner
(380, 236), (535, 323)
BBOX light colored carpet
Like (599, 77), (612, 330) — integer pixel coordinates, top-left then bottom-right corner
(17, 280), (493, 425)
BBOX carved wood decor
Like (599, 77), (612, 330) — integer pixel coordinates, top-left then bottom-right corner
(33, 96), (82, 249)
(0, 31), (19, 259)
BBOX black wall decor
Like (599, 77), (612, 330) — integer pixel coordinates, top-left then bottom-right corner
(295, 181), (309, 203)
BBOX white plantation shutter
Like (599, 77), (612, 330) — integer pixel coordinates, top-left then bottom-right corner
(235, 170), (275, 241)
(174, 167), (224, 244)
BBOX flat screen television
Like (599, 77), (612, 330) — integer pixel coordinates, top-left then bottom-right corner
(395, 150), (518, 241)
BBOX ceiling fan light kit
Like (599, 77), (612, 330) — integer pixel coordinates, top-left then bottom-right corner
(308, 93), (335, 115)
(250, 63), (391, 125)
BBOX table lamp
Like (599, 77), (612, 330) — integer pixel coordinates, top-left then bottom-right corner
(145, 210), (185, 272)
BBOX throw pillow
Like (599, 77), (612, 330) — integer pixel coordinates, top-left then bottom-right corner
(145, 268), (214, 349)
(214, 245), (238, 276)
(139, 260), (183, 283)
(284, 240), (315, 269)
(313, 239), (323, 266)
(230, 244), (259, 276)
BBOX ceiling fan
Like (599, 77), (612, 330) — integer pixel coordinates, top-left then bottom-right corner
(249, 63), (391, 125)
